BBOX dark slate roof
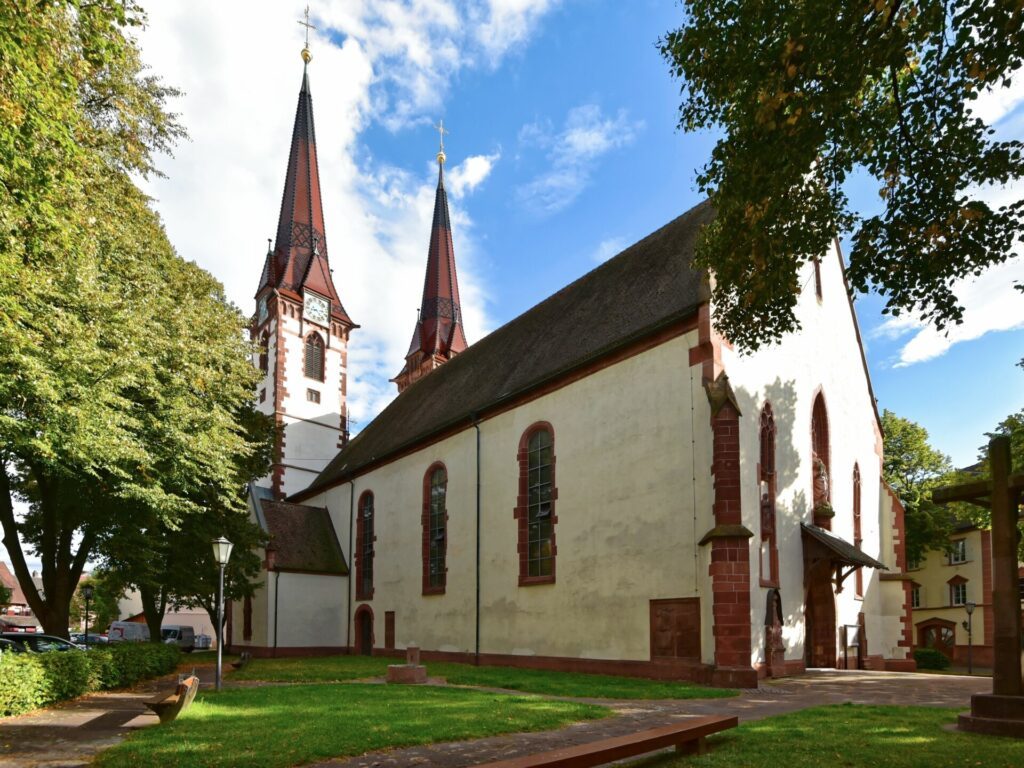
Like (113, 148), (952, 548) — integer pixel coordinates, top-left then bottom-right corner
(260, 500), (348, 575)
(297, 200), (713, 498)
(801, 523), (888, 570)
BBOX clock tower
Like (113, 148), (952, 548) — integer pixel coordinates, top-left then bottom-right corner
(253, 51), (356, 498)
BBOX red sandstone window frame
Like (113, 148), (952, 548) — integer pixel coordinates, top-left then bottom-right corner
(356, 491), (375, 601)
(514, 422), (557, 586)
(304, 331), (326, 382)
(853, 463), (863, 598)
(758, 403), (779, 588)
(422, 462), (448, 595)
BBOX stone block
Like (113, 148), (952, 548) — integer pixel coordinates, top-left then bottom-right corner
(386, 664), (427, 684)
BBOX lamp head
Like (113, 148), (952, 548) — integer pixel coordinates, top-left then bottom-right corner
(965, 600), (976, 616)
(81, 584), (94, 600)
(211, 536), (234, 567)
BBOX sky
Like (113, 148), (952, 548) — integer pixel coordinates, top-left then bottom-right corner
(5, 0), (1022, 577)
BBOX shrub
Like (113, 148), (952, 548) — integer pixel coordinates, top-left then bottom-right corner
(914, 648), (951, 670)
(0, 642), (181, 716)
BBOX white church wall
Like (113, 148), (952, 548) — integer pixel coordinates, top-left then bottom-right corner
(722, 242), (886, 667)
(316, 329), (713, 663)
(272, 572), (347, 648)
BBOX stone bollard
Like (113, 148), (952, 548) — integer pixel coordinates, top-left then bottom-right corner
(406, 645), (420, 665)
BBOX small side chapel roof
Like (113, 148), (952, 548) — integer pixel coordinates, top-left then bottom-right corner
(260, 500), (348, 575)
(296, 199), (713, 499)
(801, 522), (888, 571)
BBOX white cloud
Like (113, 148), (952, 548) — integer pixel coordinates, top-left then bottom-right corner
(474, 0), (559, 63)
(970, 75), (1024, 126)
(590, 236), (627, 263)
(136, 1), (552, 433)
(517, 104), (643, 215)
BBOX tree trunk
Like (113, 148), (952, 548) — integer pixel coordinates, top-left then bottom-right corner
(139, 584), (165, 644)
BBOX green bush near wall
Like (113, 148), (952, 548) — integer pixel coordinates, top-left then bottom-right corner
(0, 643), (180, 716)
(913, 647), (951, 670)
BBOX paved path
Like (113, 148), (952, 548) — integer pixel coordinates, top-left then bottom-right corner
(312, 671), (990, 768)
(0, 668), (989, 768)
(0, 666), (215, 768)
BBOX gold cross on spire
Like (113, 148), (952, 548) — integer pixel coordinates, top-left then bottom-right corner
(435, 120), (449, 165)
(299, 5), (316, 63)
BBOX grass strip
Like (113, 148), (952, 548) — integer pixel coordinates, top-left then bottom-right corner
(230, 656), (736, 699)
(628, 704), (1024, 767)
(93, 683), (607, 768)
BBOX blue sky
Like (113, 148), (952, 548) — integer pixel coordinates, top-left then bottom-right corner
(136, 0), (1024, 469)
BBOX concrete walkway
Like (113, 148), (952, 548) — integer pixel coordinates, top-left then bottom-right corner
(0, 669), (989, 768)
(0, 666), (216, 768)
(312, 670), (990, 768)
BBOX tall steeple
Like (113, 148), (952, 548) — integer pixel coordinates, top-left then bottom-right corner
(393, 123), (468, 393)
(253, 28), (355, 499)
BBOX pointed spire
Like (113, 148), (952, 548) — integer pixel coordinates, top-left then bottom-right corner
(256, 55), (353, 327)
(392, 129), (468, 392)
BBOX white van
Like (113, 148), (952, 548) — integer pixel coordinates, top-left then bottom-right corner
(161, 625), (196, 653)
(107, 621), (150, 643)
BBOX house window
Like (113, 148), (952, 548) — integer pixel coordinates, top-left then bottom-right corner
(911, 586), (921, 609)
(853, 464), (863, 598)
(950, 539), (967, 564)
(423, 464), (448, 594)
(259, 388), (266, 403)
(515, 423), (557, 584)
(759, 403), (779, 586)
(950, 580), (968, 606)
(304, 332), (325, 381)
(306, 388), (320, 404)
(356, 492), (374, 600)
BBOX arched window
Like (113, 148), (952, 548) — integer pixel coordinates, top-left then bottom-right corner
(853, 463), (863, 597)
(515, 423), (557, 584)
(356, 491), (374, 600)
(811, 391), (832, 527)
(759, 404), (779, 586)
(304, 332), (325, 381)
(258, 332), (270, 374)
(423, 464), (447, 594)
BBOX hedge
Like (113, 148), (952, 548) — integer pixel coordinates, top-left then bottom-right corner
(913, 647), (951, 670)
(0, 642), (180, 717)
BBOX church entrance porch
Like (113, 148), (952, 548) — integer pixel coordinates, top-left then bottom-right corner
(355, 605), (373, 655)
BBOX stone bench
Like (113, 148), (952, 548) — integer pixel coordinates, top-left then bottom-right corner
(477, 715), (738, 767)
(145, 675), (200, 724)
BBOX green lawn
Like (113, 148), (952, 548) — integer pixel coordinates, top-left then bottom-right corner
(627, 705), (1024, 767)
(94, 684), (607, 768)
(230, 655), (737, 699)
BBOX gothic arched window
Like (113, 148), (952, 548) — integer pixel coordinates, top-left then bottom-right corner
(304, 332), (325, 381)
(811, 391), (832, 527)
(356, 491), (374, 600)
(515, 423), (556, 585)
(258, 332), (270, 374)
(853, 463), (863, 596)
(422, 464), (447, 594)
(759, 403), (779, 586)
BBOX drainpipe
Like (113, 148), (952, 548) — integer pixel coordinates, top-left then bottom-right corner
(471, 413), (482, 665)
(346, 480), (355, 653)
(273, 570), (280, 657)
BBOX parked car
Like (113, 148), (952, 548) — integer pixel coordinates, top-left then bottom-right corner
(0, 638), (24, 655)
(161, 625), (195, 652)
(107, 621), (150, 643)
(70, 632), (109, 647)
(1, 633), (83, 652)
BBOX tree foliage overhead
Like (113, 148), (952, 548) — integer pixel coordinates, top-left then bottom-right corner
(880, 409), (955, 563)
(0, 1), (271, 636)
(661, 1), (1024, 350)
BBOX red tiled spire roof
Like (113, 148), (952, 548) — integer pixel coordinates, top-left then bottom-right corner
(257, 65), (353, 326)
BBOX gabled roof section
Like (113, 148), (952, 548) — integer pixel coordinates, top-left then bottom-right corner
(260, 499), (348, 575)
(257, 66), (353, 326)
(296, 200), (713, 500)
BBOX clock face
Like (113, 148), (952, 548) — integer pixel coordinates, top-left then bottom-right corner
(304, 293), (330, 325)
(257, 296), (268, 324)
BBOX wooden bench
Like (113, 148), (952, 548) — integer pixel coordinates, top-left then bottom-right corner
(145, 675), (200, 724)
(230, 651), (252, 670)
(477, 715), (738, 767)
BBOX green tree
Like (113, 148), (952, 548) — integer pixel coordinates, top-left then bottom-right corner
(661, 1), (1024, 350)
(70, 571), (123, 635)
(880, 409), (956, 564)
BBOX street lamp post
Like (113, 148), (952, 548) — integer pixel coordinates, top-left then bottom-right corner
(962, 601), (976, 675)
(211, 537), (234, 692)
(81, 584), (94, 648)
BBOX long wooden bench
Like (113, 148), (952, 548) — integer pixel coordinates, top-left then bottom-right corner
(145, 674), (200, 724)
(477, 715), (738, 767)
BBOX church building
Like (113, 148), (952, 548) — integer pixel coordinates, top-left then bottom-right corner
(231, 50), (915, 687)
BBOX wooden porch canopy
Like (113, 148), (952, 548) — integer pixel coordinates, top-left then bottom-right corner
(801, 522), (887, 593)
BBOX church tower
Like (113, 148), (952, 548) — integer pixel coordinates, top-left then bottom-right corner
(392, 127), (468, 392)
(253, 43), (356, 498)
